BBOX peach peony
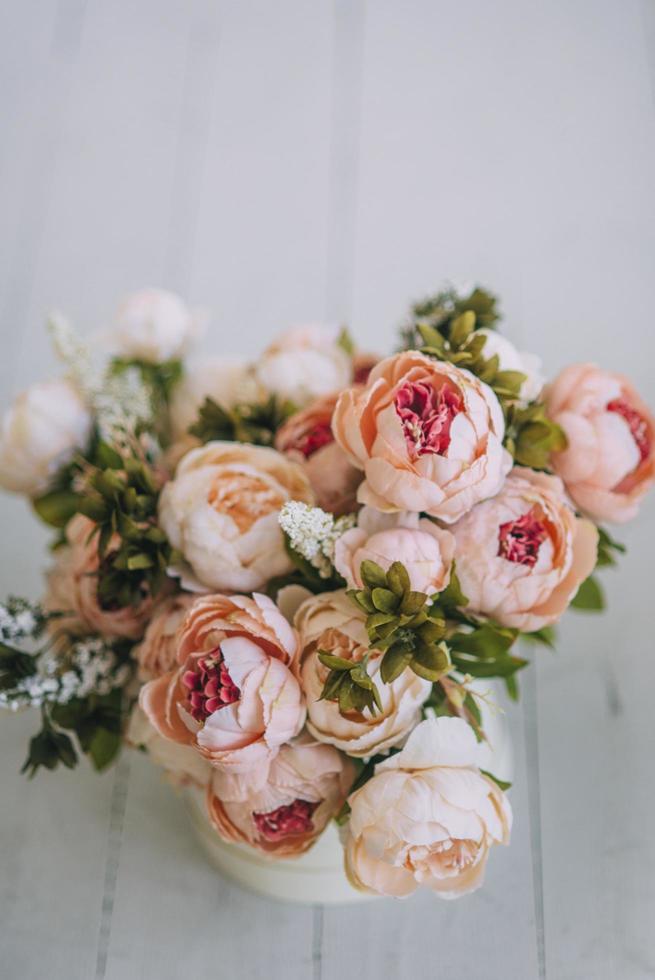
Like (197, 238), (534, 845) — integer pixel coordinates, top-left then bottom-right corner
(345, 717), (512, 898)
(44, 514), (153, 640)
(126, 705), (211, 789)
(451, 467), (598, 631)
(255, 324), (352, 406)
(206, 734), (354, 857)
(334, 505), (455, 597)
(133, 593), (196, 681)
(295, 591), (431, 757)
(332, 351), (512, 522)
(158, 441), (314, 593)
(545, 363), (654, 524)
(275, 392), (361, 515)
(139, 593), (305, 785)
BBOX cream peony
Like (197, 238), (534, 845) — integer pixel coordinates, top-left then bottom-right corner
(545, 363), (654, 524)
(158, 441), (314, 593)
(112, 288), (201, 363)
(255, 325), (352, 406)
(139, 593), (305, 784)
(274, 391), (361, 515)
(0, 379), (91, 496)
(332, 351), (512, 523)
(127, 705), (211, 789)
(451, 467), (598, 631)
(295, 590), (431, 757)
(44, 515), (153, 640)
(344, 717), (512, 898)
(334, 506), (455, 597)
(206, 734), (354, 857)
(476, 329), (544, 403)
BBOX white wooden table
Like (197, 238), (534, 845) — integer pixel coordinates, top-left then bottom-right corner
(1, 3), (654, 977)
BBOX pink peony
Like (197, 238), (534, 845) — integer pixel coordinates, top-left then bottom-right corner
(44, 514), (153, 640)
(545, 363), (654, 523)
(332, 351), (511, 522)
(451, 467), (598, 631)
(274, 392), (362, 515)
(206, 734), (354, 857)
(345, 717), (512, 898)
(139, 593), (305, 785)
(334, 505), (455, 597)
(295, 591), (431, 757)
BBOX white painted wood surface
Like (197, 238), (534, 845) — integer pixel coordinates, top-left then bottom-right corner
(1, 2), (654, 977)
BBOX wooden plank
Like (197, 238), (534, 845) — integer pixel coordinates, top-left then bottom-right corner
(100, 3), (333, 976)
(186, 0), (334, 352)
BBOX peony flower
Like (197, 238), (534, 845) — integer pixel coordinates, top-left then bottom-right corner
(158, 441), (314, 593)
(344, 716), (512, 898)
(451, 467), (598, 631)
(44, 515), (153, 640)
(274, 392), (361, 515)
(0, 379), (91, 497)
(133, 593), (196, 681)
(334, 505), (455, 597)
(139, 593), (305, 783)
(295, 590), (431, 757)
(255, 324), (352, 406)
(169, 357), (258, 443)
(127, 705), (211, 789)
(476, 329), (544, 403)
(111, 288), (201, 363)
(206, 734), (354, 857)
(332, 351), (512, 523)
(545, 363), (654, 524)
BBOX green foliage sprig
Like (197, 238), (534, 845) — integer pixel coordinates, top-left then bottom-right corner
(400, 285), (501, 350)
(317, 651), (382, 715)
(503, 402), (568, 470)
(189, 394), (296, 447)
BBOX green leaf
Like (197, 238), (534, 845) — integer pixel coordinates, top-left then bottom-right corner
(32, 490), (81, 528)
(359, 560), (388, 590)
(88, 727), (122, 771)
(371, 588), (398, 614)
(571, 575), (605, 611)
(380, 644), (413, 683)
(318, 652), (355, 672)
(522, 626), (557, 648)
(480, 769), (512, 792)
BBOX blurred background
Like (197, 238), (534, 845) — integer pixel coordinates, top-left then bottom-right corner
(1, 2), (654, 978)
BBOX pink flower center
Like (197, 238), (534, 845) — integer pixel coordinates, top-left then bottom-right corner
(296, 421), (334, 458)
(395, 380), (462, 459)
(607, 398), (651, 463)
(182, 649), (240, 723)
(252, 799), (319, 842)
(498, 510), (548, 567)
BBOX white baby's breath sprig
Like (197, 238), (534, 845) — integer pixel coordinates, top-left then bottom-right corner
(0, 637), (131, 713)
(278, 501), (355, 578)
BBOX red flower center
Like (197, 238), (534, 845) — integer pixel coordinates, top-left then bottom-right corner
(295, 421), (334, 458)
(607, 398), (651, 463)
(252, 799), (319, 842)
(498, 510), (548, 567)
(395, 380), (462, 459)
(182, 649), (240, 723)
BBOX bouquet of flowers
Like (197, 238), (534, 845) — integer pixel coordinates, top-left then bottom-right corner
(1, 285), (652, 900)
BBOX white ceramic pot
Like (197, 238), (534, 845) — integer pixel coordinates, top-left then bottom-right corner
(183, 682), (513, 905)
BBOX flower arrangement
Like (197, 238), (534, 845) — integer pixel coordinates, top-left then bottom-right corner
(0, 284), (652, 900)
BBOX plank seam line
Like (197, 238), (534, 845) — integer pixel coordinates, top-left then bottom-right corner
(94, 755), (131, 980)
(312, 904), (324, 980)
(524, 670), (546, 980)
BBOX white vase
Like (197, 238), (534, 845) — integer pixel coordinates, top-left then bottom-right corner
(184, 683), (513, 905)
